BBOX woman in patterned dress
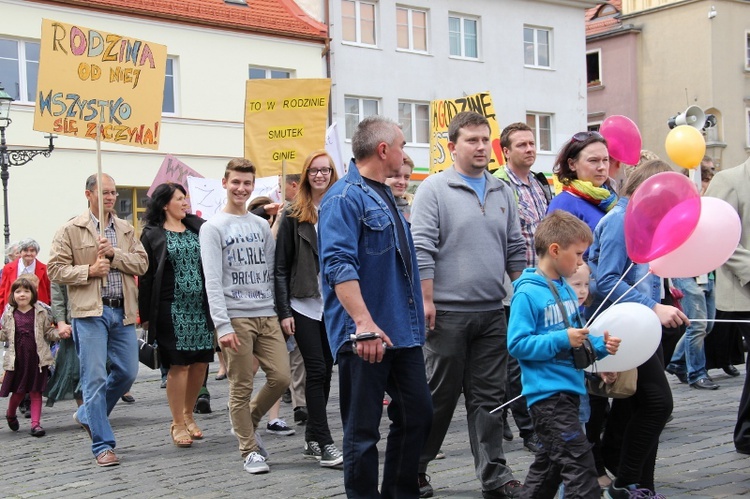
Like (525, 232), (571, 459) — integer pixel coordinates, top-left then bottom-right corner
(139, 183), (214, 448)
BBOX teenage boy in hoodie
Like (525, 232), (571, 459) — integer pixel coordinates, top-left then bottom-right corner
(507, 210), (620, 499)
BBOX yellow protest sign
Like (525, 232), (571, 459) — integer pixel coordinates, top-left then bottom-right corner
(429, 91), (504, 174)
(244, 78), (331, 177)
(33, 19), (167, 149)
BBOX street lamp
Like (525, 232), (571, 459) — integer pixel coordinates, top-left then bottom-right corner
(0, 83), (55, 249)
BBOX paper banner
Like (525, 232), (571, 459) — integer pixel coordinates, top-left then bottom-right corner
(325, 122), (347, 178)
(244, 78), (331, 177)
(33, 18), (167, 149)
(187, 177), (225, 221)
(429, 91), (504, 174)
(148, 154), (204, 210)
(250, 176), (282, 204)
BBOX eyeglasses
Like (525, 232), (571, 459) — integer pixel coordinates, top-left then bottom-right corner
(571, 131), (604, 143)
(89, 190), (119, 197)
(308, 168), (332, 177)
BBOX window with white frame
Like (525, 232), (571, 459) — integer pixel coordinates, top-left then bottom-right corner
(342, 0), (377, 46)
(398, 101), (429, 144)
(524, 26), (551, 68)
(162, 57), (177, 114)
(344, 97), (379, 139)
(526, 112), (552, 152)
(448, 14), (479, 59)
(586, 50), (601, 86)
(249, 67), (292, 80)
(0, 38), (39, 103)
(397, 7), (427, 52)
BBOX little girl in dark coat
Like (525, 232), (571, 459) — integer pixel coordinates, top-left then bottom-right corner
(1, 276), (68, 436)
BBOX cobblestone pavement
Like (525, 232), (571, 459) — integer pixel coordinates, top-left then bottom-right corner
(1, 361), (748, 498)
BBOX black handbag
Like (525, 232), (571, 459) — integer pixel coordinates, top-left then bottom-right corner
(138, 338), (160, 369)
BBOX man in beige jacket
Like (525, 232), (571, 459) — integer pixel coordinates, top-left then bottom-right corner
(704, 156), (750, 454)
(48, 173), (148, 467)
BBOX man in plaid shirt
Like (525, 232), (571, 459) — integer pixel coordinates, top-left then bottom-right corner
(493, 122), (552, 454)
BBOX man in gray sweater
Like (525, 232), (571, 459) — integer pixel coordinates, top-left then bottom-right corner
(200, 158), (291, 474)
(411, 112), (526, 499)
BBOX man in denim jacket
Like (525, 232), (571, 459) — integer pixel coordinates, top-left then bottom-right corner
(319, 115), (432, 498)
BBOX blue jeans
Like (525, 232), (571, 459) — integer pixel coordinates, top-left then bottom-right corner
(73, 306), (138, 457)
(338, 346), (432, 499)
(667, 278), (715, 384)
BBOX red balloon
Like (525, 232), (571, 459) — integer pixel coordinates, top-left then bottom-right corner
(600, 115), (642, 165)
(624, 172), (701, 263)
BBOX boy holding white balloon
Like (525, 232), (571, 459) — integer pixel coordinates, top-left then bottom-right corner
(508, 210), (621, 499)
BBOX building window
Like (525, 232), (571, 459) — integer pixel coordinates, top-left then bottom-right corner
(0, 38), (39, 103)
(448, 14), (478, 59)
(524, 26), (551, 68)
(586, 50), (601, 86)
(398, 101), (429, 144)
(116, 186), (149, 238)
(526, 113), (552, 152)
(249, 67), (292, 79)
(397, 7), (427, 52)
(342, 0), (377, 46)
(344, 96), (379, 139)
(746, 31), (750, 70)
(162, 57), (177, 114)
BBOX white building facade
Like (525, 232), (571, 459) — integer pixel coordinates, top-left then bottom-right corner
(0, 0), (326, 253)
(327, 0), (599, 179)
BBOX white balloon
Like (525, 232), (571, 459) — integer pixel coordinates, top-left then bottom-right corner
(586, 302), (661, 372)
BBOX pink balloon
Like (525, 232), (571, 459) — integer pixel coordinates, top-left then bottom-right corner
(624, 172), (701, 263)
(600, 115), (642, 165)
(650, 197), (741, 278)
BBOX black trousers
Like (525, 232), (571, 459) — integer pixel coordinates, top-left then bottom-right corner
(604, 347), (672, 491)
(521, 393), (599, 499)
(726, 311), (750, 452)
(292, 310), (334, 446)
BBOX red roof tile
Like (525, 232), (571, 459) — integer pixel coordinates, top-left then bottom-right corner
(35, 0), (328, 41)
(585, 0), (622, 37)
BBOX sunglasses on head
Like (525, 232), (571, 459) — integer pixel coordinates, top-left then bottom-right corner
(571, 131), (604, 143)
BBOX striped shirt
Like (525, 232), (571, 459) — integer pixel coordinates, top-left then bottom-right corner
(505, 167), (549, 267)
(91, 213), (124, 300)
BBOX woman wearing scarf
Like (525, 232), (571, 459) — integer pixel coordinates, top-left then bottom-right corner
(547, 131), (617, 237)
(546, 130), (617, 492)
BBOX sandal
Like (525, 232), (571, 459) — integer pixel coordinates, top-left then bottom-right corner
(184, 418), (203, 440)
(170, 423), (193, 447)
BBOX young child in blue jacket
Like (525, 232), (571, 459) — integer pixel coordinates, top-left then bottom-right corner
(508, 210), (621, 499)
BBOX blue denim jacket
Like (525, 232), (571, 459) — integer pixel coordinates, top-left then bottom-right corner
(319, 161), (425, 358)
(587, 197), (661, 314)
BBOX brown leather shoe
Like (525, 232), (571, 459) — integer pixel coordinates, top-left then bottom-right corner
(96, 449), (120, 467)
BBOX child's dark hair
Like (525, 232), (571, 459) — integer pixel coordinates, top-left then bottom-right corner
(535, 210), (593, 257)
(8, 277), (38, 308)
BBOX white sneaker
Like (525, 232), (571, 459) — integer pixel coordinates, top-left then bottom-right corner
(243, 452), (269, 474)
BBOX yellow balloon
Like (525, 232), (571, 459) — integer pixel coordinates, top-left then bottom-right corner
(665, 125), (706, 169)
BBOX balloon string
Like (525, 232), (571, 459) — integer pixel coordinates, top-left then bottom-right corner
(688, 319), (750, 323)
(490, 394), (523, 414)
(584, 262), (635, 328)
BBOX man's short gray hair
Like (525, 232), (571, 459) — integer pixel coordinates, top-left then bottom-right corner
(351, 115), (401, 161)
(17, 238), (40, 253)
(85, 173), (115, 191)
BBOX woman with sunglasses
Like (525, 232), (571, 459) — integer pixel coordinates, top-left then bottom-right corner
(274, 150), (344, 467)
(547, 131), (617, 236)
